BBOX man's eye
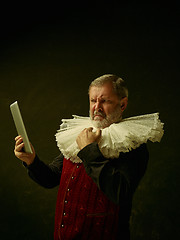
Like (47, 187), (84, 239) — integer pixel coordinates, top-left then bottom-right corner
(104, 99), (112, 103)
(91, 99), (96, 103)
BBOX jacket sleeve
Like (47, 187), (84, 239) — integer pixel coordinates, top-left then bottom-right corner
(77, 142), (149, 205)
(24, 153), (64, 188)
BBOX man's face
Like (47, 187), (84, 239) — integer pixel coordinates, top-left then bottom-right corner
(89, 82), (123, 129)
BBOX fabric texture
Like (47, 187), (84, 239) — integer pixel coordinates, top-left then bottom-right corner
(26, 143), (149, 240)
(55, 113), (164, 163)
(54, 158), (119, 240)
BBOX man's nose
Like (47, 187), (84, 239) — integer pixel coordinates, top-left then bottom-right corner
(95, 100), (102, 110)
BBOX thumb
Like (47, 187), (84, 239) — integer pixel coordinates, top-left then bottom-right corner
(96, 129), (101, 137)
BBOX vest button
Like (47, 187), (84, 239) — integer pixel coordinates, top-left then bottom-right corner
(72, 176), (74, 179)
(77, 165), (79, 168)
(61, 224), (64, 228)
(63, 212), (66, 216)
(65, 200), (68, 204)
(67, 188), (70, 192)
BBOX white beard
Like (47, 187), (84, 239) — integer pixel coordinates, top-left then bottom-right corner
(90, 105), (122, 129)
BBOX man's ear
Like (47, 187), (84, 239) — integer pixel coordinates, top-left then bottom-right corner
(120, 97), (128, 112)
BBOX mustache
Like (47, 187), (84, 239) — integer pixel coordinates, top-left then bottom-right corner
(93, 110), (106, 118)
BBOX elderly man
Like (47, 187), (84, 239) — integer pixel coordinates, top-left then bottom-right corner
(14, 74), (163, 240)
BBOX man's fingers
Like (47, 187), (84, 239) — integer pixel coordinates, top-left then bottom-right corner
(14, 136), (25, 153)
(15, 142), (24, 152)
(86, 127), (93, 132)
(15, 135), (21, 141)
(15, 137), (23, 147)
(84, 127), (101, 138)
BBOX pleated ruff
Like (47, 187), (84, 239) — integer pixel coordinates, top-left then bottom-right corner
(55, 113), (164, 163)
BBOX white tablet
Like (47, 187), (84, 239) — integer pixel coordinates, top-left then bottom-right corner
(10, 101), (33, 154)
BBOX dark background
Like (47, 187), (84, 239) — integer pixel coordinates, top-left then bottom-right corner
(0, 2), (179, 239)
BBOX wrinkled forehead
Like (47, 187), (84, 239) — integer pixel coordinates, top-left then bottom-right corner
(89, 82), (117, 99)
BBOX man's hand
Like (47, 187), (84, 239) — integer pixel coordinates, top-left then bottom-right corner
(76, 127), (101, 150)
(14, 136), (36, 166)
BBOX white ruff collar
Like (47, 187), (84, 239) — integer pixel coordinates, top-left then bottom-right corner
(55, 113), (164, 163)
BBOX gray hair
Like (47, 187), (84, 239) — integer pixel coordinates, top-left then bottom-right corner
(88, 74), (128, 99)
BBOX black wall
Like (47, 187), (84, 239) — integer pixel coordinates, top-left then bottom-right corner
(0, 3), (179, 239)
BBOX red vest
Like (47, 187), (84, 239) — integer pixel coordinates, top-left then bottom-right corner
(54, 158), (119, 240)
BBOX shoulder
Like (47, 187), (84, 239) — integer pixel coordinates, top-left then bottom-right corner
(119, 144), (149, 163)
(109, 144), (149, 186)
